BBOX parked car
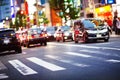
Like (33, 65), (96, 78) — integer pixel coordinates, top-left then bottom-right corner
(0, 28), (22, 53)
(22, 27), (47, 48)
(16, 29), (28, 45)
(74, 18), (110, 43)
(46, 26), (56, 41)
(54, 26), (73, 42)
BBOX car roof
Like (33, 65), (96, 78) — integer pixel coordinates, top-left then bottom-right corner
(0, 28), (14, 32)
(74, 18), (102, 21)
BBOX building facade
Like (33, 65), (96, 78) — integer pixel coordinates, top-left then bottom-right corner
(0, 0), (11, 21)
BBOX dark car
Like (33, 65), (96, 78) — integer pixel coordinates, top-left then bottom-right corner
(55, 26), (73, 42)
(74, 18), (110, 43)
(22, 27), (47, 48)
(46, 26), (56, 41)
(0, 28), (22, 53)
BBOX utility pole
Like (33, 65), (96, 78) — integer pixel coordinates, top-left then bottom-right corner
(88, 0), (95, 17)
(35, 0), (39, 26)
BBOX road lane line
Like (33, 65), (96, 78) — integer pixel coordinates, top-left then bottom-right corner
(27, 57), (66, 71)
(64, 52), (93, 58)
(45, 55), (90, 67)
(0, 73), (8, 79)
(8, 60), (37, 75)
(106, 59), (120, 63)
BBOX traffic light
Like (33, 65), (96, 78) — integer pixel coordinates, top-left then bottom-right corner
(20, 10), (24, 14)
(33, 19), (36, 25)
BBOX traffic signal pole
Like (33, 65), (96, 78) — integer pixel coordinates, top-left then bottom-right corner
(35, 0), (39, 26)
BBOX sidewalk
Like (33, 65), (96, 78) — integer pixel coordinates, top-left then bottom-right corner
(110, 32), (120, 38)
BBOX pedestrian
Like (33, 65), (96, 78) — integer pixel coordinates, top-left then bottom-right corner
(104, 19), (112, 34)
(116, 17), (120, 34)
(106, 17), (112, 28)
(113, 16), (118, 34)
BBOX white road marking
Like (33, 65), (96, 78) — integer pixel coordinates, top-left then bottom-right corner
(22, 52), (27, 54)
(8, 60), (37, 75)
(48, 43), (120, 51)
(106, 59), (120, 63)
(0, 73), (8, 79)
(0, 61), (7, 70)
(64, 52), (93, 58)
(80, 49), (120, 57)
(27, 57), (66, 71)
(80, 49), (101, 54)
(45, 55), (90, 67)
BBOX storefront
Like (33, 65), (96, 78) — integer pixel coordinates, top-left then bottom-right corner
(112, 0), (120, 17)
(95, 5), (112, 20)
(50, 9), (62, 26)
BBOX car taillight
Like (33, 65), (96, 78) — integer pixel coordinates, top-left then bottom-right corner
(40, 34), (47, 37)
(28, 35), (34, 39)
(31, 35), (34, 38)
(43, 34), (48, 37)
(75, 31), (79, 34)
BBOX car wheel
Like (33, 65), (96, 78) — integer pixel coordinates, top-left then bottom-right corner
(15, 46), (22, 53)
(83, 34), (88, 43)
(75, 40), (78, 43)
(44, 41), (47, 46)
(26, 43), (30, 48)
(62, 37), (65, 42)
(104, 38), (109, 42)
(104, 34), (109, 42)
(71, 38), (74, 41)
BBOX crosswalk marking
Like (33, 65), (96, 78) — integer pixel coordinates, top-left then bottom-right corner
(27, 57), (66, 71)
(64, 52), (93, 58)
(45, 55), (90, 67)
(0, 61), (7, 70)
(80, 49), (120, 58)
(0, 73), (8, 79)
(106, 59), (120, 63)
(8, 60), (37, 75)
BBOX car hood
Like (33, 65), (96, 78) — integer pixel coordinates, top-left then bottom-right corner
(86, 27), (108, 34)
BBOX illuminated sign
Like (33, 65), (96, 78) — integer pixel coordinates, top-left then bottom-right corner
(10, 0), (15, 18)
(107, 0), (116, 4)
(101, 0), (115, 4)
(40, 0), (45, 5)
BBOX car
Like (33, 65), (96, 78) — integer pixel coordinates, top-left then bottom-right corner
(46, 26), (56, 41)
(54, 26), (73, 42)
(74, 18), (110, 43)
(16, 29), (28, 45)
(0, 28), (22, 53)
(22, 27), (47, 48)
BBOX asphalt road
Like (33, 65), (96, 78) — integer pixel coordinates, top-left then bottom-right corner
(0, 37), (120, 80)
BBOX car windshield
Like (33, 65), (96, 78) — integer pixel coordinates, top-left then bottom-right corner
(82, 20), (96, 29)
(46, 27), (55, 33)
(29, 28), (42, 34)
(85, 19), (105, 27)
(61, 26), (70, 31)
(0, 30), (15, 37)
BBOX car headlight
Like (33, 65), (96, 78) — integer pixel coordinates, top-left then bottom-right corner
(47, 33), (52, 36)
(99, 28), (108, 33)
(86, 30), (95, 34)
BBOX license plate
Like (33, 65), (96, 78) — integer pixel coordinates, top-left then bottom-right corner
(35, 35), (39, 38)
(4, 39), (10, 44)
(97, 34), (101, 37)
